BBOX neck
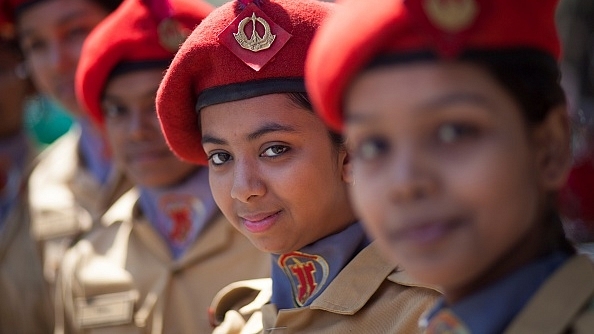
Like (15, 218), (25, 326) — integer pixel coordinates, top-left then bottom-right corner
(444, 216), (556, 304)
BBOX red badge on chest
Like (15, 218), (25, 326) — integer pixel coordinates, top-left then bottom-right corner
(159, 194), (205, 245)
(278, 251), (329, 307)
(218, 2), (292, 71)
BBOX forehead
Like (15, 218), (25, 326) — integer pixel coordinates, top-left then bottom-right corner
(104, 69), (165, 98)
(345, 61), (506, 115)
(17, 0), (106, 33)
(200, 94), (326, 140)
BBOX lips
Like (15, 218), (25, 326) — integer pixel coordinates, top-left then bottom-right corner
(128, 147), (172, 165)
(387, 216), (465, 245)
(239, 210), (282, 234)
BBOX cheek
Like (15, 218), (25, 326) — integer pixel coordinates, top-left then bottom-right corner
(350, 164), (388, 234)
(209, 172), (233, 217)
(105, 126), (125, 162)
(28, 59), (52, 88)
(447, 141), (540, 243)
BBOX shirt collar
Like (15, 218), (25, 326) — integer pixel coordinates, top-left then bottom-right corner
(420, 251), (569, 334)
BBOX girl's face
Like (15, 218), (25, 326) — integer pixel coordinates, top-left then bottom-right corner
(103, 69), (196, 188)
(18, 0), (108, 115)
(201, 94), (355, 254)
(344, 62), (569, 301)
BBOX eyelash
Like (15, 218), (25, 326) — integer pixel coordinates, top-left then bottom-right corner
(208, 152), (231, 166)
(351, 122), (481, 162)
(260, 145), (290, 158)
(352, 137), (390, 162)
(436, 122), (480, 144)
(207, 145), (291, 167)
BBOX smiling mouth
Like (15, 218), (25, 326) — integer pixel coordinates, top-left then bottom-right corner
(240, 211), (282, 233)
(388, 218), (465, 244)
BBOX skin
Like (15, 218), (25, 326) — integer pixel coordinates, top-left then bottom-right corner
(344, 62), (571, 303)
(201, 94), (355, 254)
(17, 0), (109, 115)
(0, 41), (29, 137)
(102, 69), (197, 188)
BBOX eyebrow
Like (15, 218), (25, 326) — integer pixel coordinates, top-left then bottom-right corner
(20, 10), (95, 38)
(102, 87), (159, 103)
(346, 92), (493, 124)
(202, 122), (299, 145)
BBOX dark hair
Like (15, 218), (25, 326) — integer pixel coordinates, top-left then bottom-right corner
(460, 48), (566, 126)
(286, 92), (345, 148)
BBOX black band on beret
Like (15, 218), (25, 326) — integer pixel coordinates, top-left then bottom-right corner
(367, 50), (438, 70)
(195, 77), (306, 111)
(366, 48), (558, 73)
(14, 0), (46, 18)
(109, 59), (171, 80)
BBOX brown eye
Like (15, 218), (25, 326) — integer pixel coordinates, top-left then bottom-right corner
(261, 145), (289, 158)
(437, 123), (479, 143)
(209, 152), (231, 166)
(354, 137), (389, 162)
(102, 103), (127, 119)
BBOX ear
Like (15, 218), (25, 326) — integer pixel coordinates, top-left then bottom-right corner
(339, 149), (354, 185)
(532, 104), (572, 190)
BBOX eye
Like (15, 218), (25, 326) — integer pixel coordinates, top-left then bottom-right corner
(208, 152), (231, 166)
(436, 123), (479, 144)
(102, 102), (128, 119)
(353, 137), (389, 162)
(21, 38), (46, 55)
(260, 145), (289, 158)
(66, 26), (91, 41)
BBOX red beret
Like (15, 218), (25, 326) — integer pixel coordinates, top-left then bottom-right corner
(76, 0), (212, 126)
(0, 0), (23, 24)
(156, 0), (333, 165)
(305, 0), (562, 132)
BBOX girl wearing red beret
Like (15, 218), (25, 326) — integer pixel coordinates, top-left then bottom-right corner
(157, 0), (439, 333)
(4, 0), (131, 291)
(306, 0), (594, 332)
(54, 0), (270, 332)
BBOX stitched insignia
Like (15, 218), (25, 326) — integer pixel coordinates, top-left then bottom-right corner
(158, 18), (191, 52)
(218, 2), (292, 71)
(159, 194), (205, 245)
(278, 251), (329, 307)
(423, 0), (478, 33)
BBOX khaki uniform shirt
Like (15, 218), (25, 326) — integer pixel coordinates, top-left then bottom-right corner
(503, 254), (594, 334)
(56, 188), (270, 333)
(29, 128), (130, 284)
(0, 184), (53, 333)
(212, 243), (440, 334)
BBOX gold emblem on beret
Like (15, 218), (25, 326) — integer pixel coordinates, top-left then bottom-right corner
(424, 0), (479, 33)
(234, 12), (276, 52)
(158, 18), (190, 52)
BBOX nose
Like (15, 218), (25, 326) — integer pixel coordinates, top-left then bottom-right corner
(46, 41), (74, 73)
(388, 145), (438, 203)
(128, 108), (156, 140)
(230, 159), (266, 203)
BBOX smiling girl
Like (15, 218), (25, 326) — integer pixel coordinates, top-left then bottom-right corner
(54, 0), (269, 332)
(156, 0), (439, 332)
(306, 0), (594, 332)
